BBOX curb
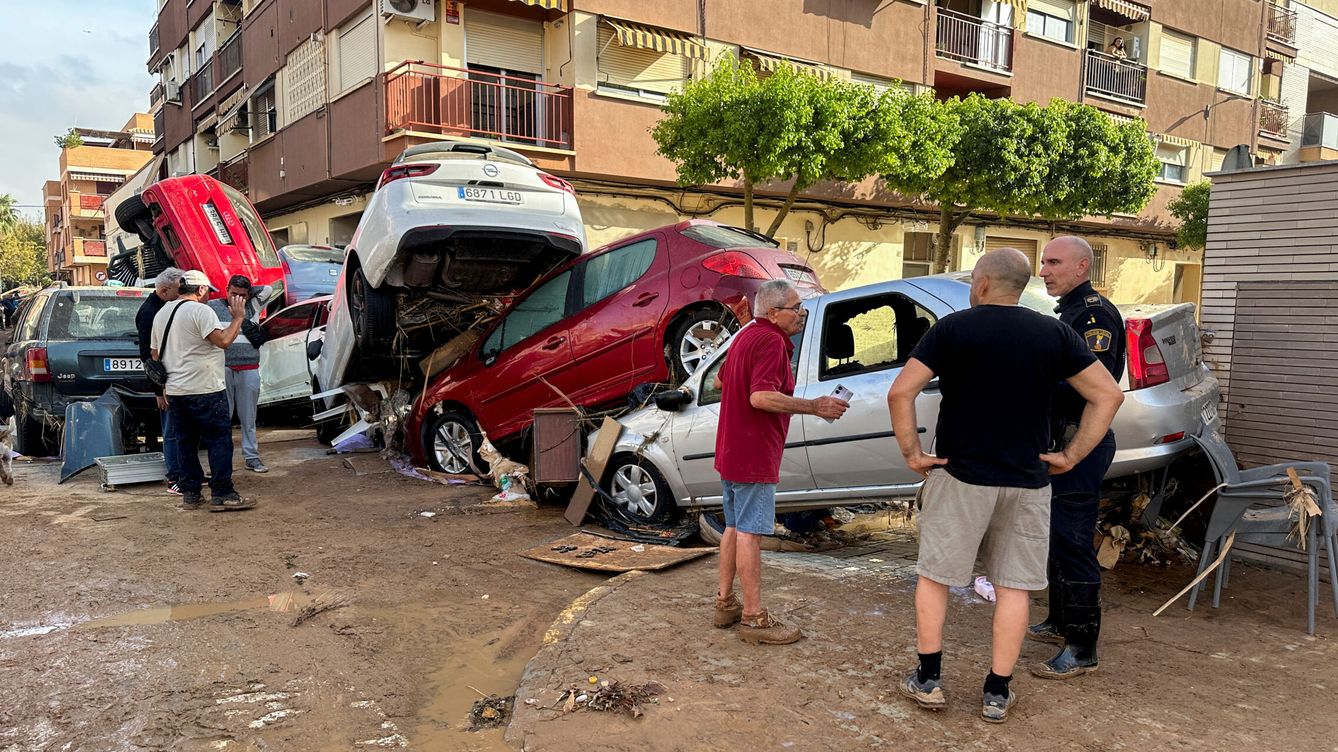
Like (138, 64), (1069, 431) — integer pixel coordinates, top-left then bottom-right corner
(540, 569), (647, 647)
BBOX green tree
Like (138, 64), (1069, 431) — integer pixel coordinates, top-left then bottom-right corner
(652, 55), (956, 236)
(0, 193), (18, 234)
(1167, 180), (1210, 250)
(53, 128), (84, 149)
(883, 95), (1159, 272)
(0, 218), (49, 288)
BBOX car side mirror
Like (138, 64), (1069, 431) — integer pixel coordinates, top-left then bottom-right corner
(654, 388), (693, 412)
(306, 339), (323, 361)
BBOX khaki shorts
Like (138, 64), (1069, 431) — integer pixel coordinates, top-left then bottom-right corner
(915, 469), (1051, 591)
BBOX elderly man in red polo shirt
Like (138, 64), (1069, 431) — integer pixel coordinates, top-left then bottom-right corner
(713, 279), (849, 644)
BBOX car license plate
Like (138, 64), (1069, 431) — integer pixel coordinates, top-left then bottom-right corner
(104, 357), (142, 372)
(458, 186), (523, 205)
(1200, 401), (1218, 426)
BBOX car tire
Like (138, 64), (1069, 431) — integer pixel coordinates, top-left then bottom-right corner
(603, 453), (677, 524)
(113, 193), (152, 239)
(348, 265), (395, 356)
(422, 408), (484, 475)
(15, 407), (57, 458)
(667, 307), (739, 383)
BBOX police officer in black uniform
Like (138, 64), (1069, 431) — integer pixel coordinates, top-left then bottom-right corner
(1030, 236), (1125, 680)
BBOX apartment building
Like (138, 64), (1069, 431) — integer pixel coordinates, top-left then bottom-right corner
(145, 0), (1288, 305)
(42, 115), (155, 285)
(1256, 0), (1338, 163)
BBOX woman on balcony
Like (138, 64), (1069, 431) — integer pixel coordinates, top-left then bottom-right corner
(1107, 37), (1128, 60)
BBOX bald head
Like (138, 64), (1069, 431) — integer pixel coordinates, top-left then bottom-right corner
(975, 248), (1032, 293)
(1039, 236), (1094, 297)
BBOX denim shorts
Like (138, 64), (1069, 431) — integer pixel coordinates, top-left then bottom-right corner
(721, 480), (776, 536)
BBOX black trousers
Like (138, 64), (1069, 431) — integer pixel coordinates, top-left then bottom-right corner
(1044, 431), (1116, 646)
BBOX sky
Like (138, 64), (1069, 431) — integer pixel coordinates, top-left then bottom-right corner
(0, 0), (157, 219)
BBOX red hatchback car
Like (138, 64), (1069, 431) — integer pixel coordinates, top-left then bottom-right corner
(112, 174), (283, 298)
(406, 219), (824, 472)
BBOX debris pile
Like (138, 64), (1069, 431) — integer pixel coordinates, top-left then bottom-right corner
(468, 694), (514, 730)
(554, 680), (666, 719)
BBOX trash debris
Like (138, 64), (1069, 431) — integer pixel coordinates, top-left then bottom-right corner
(555, 680), (666, 719)
(1097, 525), (1131, 569)
(630, 545), (646, 553)
(467, 694), (514, 731)
(565, 418), (623, 526)
(479, 438), (531, 503)
(292, 572), (310, 585)
(521, 532), (712, 573)
(419, 511), (436, 518)
(334, 432), (376, 454)
(290, 588), (354, 627)
(386, 452), (481, 486)
(973, 576), (996, 603)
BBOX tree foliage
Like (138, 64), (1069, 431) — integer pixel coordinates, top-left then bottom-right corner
(881, 95), (1159, 272)
(0, 194), (18, 235)
(652, 55), (956, 236)
(1167, 180), (1210, 250)
(54, 128), (84, 149)
(0, 218), (50, 288)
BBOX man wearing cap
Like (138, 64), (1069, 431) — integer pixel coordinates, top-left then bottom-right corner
(208, 275), (271, 474)
(150, 270), (256, 511)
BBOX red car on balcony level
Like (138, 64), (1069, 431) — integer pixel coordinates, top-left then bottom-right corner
(112, 174), (283, 298)
(406, 219), (825, 473)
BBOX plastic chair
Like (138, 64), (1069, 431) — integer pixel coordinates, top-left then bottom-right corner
(1188, 429), (1338, 634)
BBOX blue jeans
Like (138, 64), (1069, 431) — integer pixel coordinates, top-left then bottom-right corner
(160, 408), (181, 482)
(720, 480), (776, 535)
(169, 390), (236, 497)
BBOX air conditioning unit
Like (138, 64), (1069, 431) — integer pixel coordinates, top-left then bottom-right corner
(381, 0), (435, 23)
(166, 80), (181, 103)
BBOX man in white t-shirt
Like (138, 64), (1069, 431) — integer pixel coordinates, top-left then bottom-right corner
(150, 269), (256, 512)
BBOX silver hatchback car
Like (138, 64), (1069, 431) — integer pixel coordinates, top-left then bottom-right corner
(598, 274), (1221, 522)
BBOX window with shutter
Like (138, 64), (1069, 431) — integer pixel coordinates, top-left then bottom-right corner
(1155, 142), (1188, 183)
(250, 79), (277, 141)
(466, 10), (545, 74)
(1027, 0), (1076, 43)
(1218, 47), (1251, 94)
(1158, 30), (1195, 79)
(596, 22), (690, 97)
(985, 236), (1038, 271)
(336, 11), (376, 94)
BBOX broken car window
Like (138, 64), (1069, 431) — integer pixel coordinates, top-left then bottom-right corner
(818, 294), (935, 381)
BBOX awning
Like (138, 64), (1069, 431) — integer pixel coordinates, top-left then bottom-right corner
(505, 0), (566, 9)
(1157, 132), (1195, 148)
(743, 49), (833, 80)
(219, 106), (249, 134)
(67, 171), (126, 184)
(603, 18), (707, 60)
(219, 84), (249, 116)
(1091, 0), (1149, 22)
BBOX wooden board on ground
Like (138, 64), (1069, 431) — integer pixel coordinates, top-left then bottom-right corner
(521, 531), (713, 573)
(564, 417), (622, 526)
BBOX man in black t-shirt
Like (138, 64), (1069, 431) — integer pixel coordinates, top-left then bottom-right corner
(136, 267), (185, 493)
(886, 248), (1124, 723)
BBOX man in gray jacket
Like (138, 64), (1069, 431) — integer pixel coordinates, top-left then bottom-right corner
(208, 275), (271, 473)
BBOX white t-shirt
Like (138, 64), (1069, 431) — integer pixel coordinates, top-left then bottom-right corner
(150, 300), (226, 396)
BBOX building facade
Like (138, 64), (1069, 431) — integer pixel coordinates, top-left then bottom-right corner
(146, 0), (1290, 304)
(42, 115), (155, 285)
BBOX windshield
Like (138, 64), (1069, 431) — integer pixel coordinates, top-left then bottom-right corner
(221, 182), (281, 268)
(285, 255), (342, 293)
(1018, 279), (1060, 318)
(682, 225), (778, 249)
(282, 246), (344, 264)
(46, 292), (144, 340)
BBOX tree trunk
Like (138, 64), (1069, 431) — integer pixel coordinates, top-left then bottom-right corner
(764, 181), (803, 239)
(933, 206), (971, 274)
(742, 177), (755, 232)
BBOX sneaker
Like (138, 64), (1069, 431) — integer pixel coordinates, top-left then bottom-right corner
(713, 593), (743, 629)
(208, 492), (258, 513)
(737, 609), (802, 645)
(1027, 620), (1065, 645)
(246, 459), (269, 473)
(179, 491), (204, 510)
(899, 670), (947, 710)
(165, 482), (183, 496)
(981, 689), (1018, 724)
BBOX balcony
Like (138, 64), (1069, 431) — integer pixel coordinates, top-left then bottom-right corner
(73, 238), (108, 258)
(149, 23), (159, 56)
(385, 61), (574, 150)
(150, 81), (164, 109)
(191, 59), (215, 103)
(1084, 50), (1147, 106)
(934, 8), (1013, 73)
(79, 194), (106, 212)
(1260, 99), (1289, 139)
(1299, 112), (1338, 162)
(1267, 2), (1298, 46)
(218, 31), (242, 84)
(219, 153), (249, 192)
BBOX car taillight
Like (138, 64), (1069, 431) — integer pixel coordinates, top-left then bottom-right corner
(702, 251), (768, 280)
(378, 163), (440, 189)
(1126, 318), (1170, 390)
(539, 173), (575, 195)
(1155, 431), (1186, 444)
(25, 347), (51, 383)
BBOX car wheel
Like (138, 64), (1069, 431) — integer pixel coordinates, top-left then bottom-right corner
(668, 308), (739, 383)
(423, 409), (484, 475)
(113, 193), (152, 239)
(603, 453), (677, 523)
(15, 407), (57, 458)
(348, 265), (395, 355)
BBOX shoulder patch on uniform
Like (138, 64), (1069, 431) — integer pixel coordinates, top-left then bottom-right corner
(1084, 294), (1101, 308)
(1085, 328), (1113, 353)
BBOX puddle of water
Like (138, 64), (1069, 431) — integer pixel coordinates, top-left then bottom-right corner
(410, 618), (535, 752)
(0, 592), (317, 638)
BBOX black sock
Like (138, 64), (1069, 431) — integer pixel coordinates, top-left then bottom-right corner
(984, 671), (1012, 696)
(916, 651), (942, 683)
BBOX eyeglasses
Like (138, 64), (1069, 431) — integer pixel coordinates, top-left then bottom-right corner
(771, 305), (806, 314)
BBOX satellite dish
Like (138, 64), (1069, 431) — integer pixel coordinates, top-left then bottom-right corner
(1220, 144), (1253, 173)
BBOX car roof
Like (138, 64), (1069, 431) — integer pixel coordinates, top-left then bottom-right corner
(394, 141), (534, 168)
(588, 219), (781, 255)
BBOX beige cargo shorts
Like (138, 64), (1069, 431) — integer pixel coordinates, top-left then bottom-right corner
(915, 468), (1051, 591)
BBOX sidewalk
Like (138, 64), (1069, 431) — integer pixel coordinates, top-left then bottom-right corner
(509, 525), (1337, 752)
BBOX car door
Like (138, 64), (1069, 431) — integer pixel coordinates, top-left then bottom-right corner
(668, 323), (812, 502)
(567, 236), (670, 400)
(796, 283), (948, 492)
(472, 268), (584, 438)
(258, 300), (327, 406)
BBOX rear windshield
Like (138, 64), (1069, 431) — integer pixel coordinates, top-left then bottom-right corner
(45, 292), (145, 340)
(283, 246), (344, 264)
(681, 225), (779, 249)
(221, 182), (281, 268)
(399, 150), (533, 168)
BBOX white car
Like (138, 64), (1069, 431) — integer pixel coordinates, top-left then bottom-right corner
(316, 142), (588, 393)
(258, 296), (329, 408)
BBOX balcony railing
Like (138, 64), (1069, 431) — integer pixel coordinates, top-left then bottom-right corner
(153, 110), (164, 145)
(219, 31), (243, 83)
(150, 82), (164, 108)
(1084, 49), (1147, 105)
(1260, 99), (1289, 138)
(219, 153), (249, 192)
(934, 8), (1013, 73)
(1267, 2), (1298, 45)
(149, 23), (159, 55)
(192, 59), (215, 103)
(385, 61), (574, 150)
(74, 238), (108, 258)
(1301, 112), (1338, 150)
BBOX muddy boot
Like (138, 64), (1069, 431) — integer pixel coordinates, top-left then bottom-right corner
(1027, 574), (1066, 645)
(1032, 581), (1100, 680)
(738, 609), (802, 645)
(713, 593), (743, 628)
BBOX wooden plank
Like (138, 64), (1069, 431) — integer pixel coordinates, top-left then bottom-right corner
(520, 531), (712, 573)
(564, 417), (623, 527)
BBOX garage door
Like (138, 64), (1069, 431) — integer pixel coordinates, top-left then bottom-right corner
(985, 236), (1038, 271)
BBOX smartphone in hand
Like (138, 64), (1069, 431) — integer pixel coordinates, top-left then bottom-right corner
(824, 384), (854, 423)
